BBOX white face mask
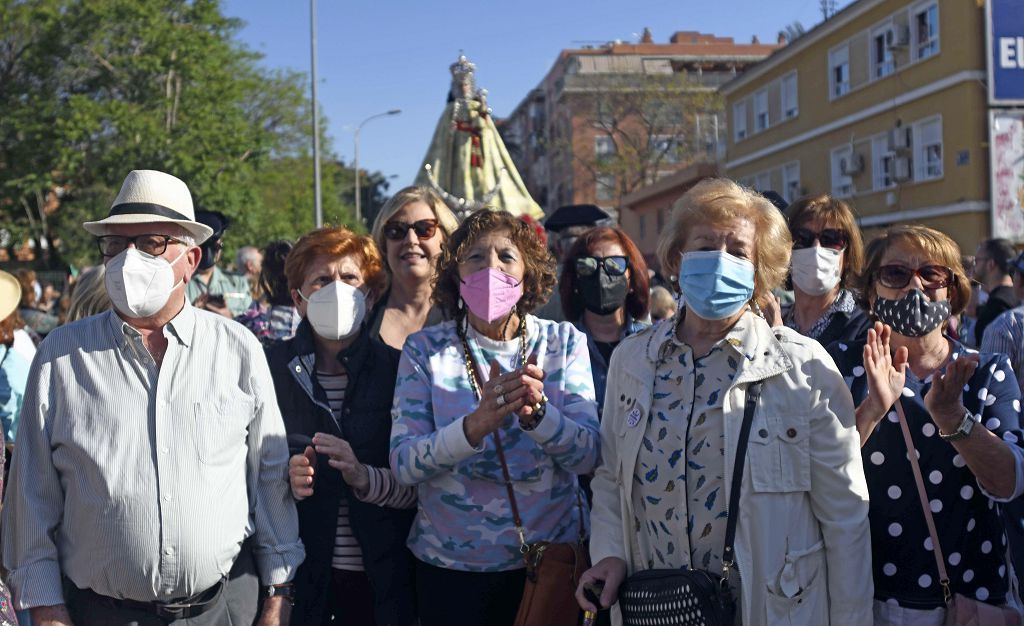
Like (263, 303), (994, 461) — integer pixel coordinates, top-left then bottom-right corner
(299, 280), (366, 341)
(790, 245), (843, 297)
(105, 247), (186, 318)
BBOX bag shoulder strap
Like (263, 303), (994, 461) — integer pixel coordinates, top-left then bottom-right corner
(462, 336), (584, 554)
(894, 399), (952, 604)
(721, 380), (763, 579)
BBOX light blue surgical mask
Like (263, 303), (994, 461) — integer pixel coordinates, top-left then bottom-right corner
(678, 250), (755, 320)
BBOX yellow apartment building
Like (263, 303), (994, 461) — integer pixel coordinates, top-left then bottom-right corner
(721, 0), (990, 251)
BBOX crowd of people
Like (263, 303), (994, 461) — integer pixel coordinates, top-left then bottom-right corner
(0, 168), (1023, 626)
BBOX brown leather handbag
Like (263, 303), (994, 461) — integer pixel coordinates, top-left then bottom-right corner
(894, 401), (1022, 626)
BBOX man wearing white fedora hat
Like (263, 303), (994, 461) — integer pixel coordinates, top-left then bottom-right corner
(2, 170), (304, 625)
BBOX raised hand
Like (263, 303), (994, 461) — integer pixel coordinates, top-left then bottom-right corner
(924, 352), (978, 434)
(463, 360), (532, 446)
(861, 322), (909, 418)
(288, 446), (316, 500)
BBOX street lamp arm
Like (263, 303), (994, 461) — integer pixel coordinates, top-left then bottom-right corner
(354, 108), (402, 226)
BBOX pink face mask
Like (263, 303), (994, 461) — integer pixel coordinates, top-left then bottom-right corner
(460, 267), (523, 323)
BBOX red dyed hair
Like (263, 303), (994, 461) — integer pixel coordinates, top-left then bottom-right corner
(559, 226), (650, 321)
(285, 226), (386, 299)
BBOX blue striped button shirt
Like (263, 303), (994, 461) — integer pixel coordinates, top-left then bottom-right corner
(981, 305), (1024, 394)
(1, 303), (304, 609)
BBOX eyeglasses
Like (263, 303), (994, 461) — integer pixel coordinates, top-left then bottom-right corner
(382, 219), (438, 241)
(575, 255), (628, 277)
(792, 227), (849, 251)
(877, 264), (955, 290)
(96, 234), (187, 257)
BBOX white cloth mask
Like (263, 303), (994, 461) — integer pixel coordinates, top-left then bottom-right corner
(105, 247), (186, 318)
(790, 246), (843, 297)
(299, 280), (366, 341)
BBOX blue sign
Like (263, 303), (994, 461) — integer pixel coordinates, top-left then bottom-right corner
(989, 0), (1024, 105)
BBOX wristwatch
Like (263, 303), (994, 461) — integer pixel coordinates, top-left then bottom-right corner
(265, 583), (295, 605)
(938, 409), (977, 442)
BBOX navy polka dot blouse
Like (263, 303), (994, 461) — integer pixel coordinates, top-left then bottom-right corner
(829, 338), (1024, 609)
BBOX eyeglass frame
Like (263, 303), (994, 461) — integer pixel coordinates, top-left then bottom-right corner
(95, 234), (189, 258)
(382, 219), (439, 242)
(791, 227), (850, 251)
(876, 263), (956, 290)
(575, 255), (629, 277)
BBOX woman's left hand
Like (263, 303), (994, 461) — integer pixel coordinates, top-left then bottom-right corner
(923, 353), (979, 433)
(312, 432), (370, 492)
(513, 354), (547, 422)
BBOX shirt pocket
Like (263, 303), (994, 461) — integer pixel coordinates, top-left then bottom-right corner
(747, 412), (811, 493)
(193, 395), (252, 466)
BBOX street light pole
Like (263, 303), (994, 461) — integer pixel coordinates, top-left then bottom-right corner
(310, 0), (322, 227)
(354, 108), (402, 225)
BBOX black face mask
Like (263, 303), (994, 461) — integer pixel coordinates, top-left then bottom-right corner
(577, 270), (629, 315)
(874, 289), (951, 337)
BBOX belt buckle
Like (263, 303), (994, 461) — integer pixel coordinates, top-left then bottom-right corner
(155, 602), (189, 620)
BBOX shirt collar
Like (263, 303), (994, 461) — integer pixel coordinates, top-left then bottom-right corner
(104, 300), (196, 348)
(661, 307), (758, 361)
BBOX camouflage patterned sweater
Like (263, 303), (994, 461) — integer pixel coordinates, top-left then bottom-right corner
(389, 316), (600, 571)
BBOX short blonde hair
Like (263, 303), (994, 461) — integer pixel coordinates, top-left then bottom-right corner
(371, 186), (459, 274)
(67, 265), (111, 321)
(649, 285), (676, 321)
(852, 225), (971, 316)
(657, 178), (792, 308)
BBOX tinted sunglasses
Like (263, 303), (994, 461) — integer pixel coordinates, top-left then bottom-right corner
(792, 227), (849, 251)
(575, 255), (628, 277)
(877, 264), (955, 290)
(382, 219), (438, 241)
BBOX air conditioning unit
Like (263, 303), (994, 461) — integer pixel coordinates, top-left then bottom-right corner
(885, 26), (911, 49)
(888, 127), (911, 152)
(894, 156), (912, 181)
(840, 153), (864, 176)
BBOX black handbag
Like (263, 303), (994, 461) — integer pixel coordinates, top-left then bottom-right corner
(617, 381), (763, 626)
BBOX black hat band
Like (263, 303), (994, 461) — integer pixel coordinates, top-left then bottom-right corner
(109, 202), (191, 222)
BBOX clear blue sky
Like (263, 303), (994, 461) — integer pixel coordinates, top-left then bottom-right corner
(222, 0), (848, 190)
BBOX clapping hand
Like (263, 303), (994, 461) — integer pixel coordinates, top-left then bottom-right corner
(861, 322), (909, 421)
(924, 352), (978, 434)
(514, 354), (547, 422)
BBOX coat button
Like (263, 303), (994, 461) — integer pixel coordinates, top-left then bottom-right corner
(758, 429), (769, 438)
(786, 428), (798, 438)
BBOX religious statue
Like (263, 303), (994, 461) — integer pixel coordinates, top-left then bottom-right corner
(415, 54), (543, 221)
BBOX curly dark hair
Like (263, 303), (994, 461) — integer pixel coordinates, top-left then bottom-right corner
(433, 209), (557, 321)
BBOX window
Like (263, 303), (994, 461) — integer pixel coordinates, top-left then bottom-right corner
(595, 100), (615, 127)
(733, 101), (747, 141)
(872, 27), (895, 78)
(914, 3), (939, 60)
(650, 135), (684, 164)
(754, 172), (771, 192)
(829, 45), (850, 98)
(596, 174), (616, 201)
(695, 113), (721, 156)
(872, 135), (897, 190)
(914, 117), (943, 180)
(783, 162), (801, 203)
(595, 135), (616, 160)
(657, 208), (666, 231)
(638, 214), (647, 240)
(831, 146), (854, 198)
(754, 90), (769, 132)
(781, 73), (799, 119)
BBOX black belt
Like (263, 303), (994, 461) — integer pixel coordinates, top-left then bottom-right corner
(75, 579), (224, 621)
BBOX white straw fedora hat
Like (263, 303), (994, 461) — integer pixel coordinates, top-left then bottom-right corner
(83, 170), (214, 243)
(0, 270), (20, 322)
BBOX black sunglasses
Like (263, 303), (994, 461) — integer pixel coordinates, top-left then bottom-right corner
(575, 255), (628, 277)
(96, 234), (187, 258)
(877, 264), (955, 290)
(383, 219), (438, 241)
(792, 227), (849, 251)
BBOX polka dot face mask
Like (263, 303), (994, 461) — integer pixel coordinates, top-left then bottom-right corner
(873, 288), (951, 337)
